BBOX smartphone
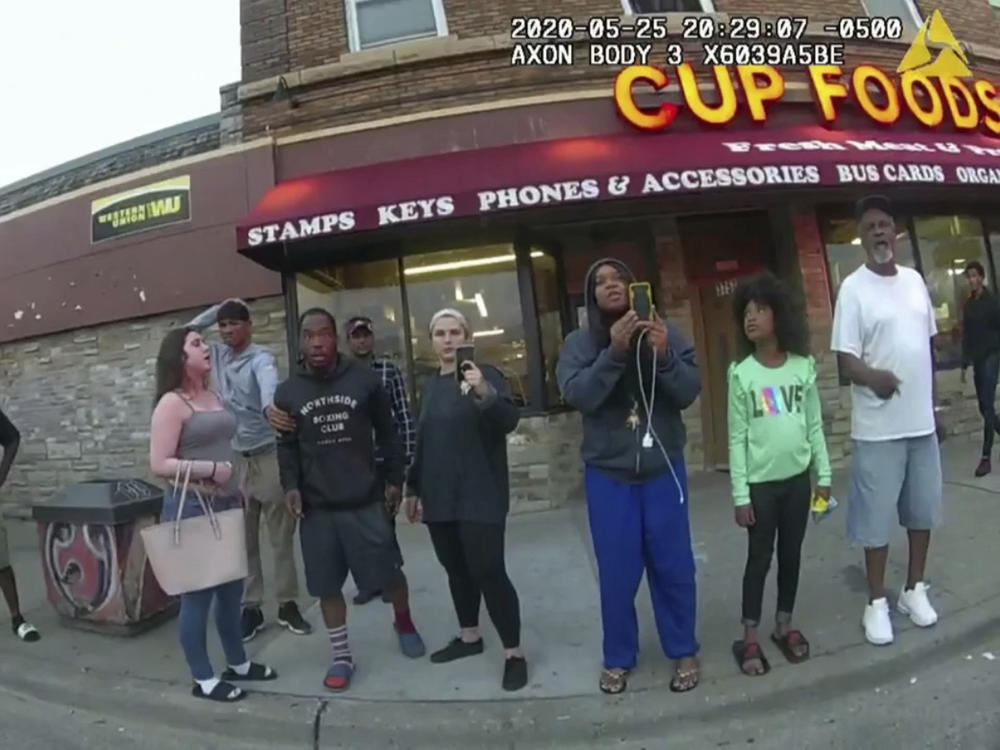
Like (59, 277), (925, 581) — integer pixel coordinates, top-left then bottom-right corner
(629, 282), (654, 321)
(455, 345), (476, 382)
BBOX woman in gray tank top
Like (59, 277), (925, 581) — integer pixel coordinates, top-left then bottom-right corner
(149, 327), (277, 702)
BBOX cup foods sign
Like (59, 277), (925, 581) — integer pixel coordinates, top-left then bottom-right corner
(613, 63), (1000, 135)
(91, 175), (191, 243)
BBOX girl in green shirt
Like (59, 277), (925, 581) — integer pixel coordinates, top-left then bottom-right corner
(728, 272), (831, 677)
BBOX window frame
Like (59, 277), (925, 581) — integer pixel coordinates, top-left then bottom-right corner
(819, 204), (999, 381)
(344, 0), (449, 53)
(286, 237), (566, 415)
(620, 0), (716, 13)
(860, 0), (922, 29)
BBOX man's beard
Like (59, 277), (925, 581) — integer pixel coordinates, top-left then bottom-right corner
(871, 244), (894, 264)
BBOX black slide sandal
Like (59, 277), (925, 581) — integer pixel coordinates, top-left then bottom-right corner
(191, 681), (246, 702)
(771, 630), (811, 664)
(732, 640), (771, 676)
(221, 662), (278, 681)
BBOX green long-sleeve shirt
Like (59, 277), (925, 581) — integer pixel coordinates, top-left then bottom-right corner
(727, 353), (831, 507)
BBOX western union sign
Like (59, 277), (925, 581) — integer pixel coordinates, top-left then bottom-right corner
(91, 175), (191, 243)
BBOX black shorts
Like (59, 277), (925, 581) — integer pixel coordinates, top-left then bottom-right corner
(299, 502), (404, 599)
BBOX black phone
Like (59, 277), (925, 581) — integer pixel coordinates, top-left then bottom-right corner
(629, 282), (654, 321)
(455, 345), (476, 382)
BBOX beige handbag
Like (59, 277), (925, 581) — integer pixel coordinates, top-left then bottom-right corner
(141, 461), (248, 596)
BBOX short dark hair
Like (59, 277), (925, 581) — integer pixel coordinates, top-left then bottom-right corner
(299, 307), (337, 332)
(855, 194), (893, 222)
(965, 260), (986, 277)
(732, 272), (811, 358)
(217, 299), (250, 323)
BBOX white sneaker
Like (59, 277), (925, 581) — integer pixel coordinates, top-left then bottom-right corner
(862, 597), (894, 645)
(898, 582), (938, 627)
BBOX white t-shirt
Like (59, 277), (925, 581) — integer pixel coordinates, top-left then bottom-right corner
(830, 264), (937, 441)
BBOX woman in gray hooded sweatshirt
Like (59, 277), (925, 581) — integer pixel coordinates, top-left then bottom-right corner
(556, 258), (702, 695)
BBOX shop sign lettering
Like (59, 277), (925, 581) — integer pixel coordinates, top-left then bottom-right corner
(613, 64), (1000, 138)
(242, 150), (1000, 247)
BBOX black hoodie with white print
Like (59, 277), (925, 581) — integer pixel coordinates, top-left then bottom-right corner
(274, 355), (404, 510)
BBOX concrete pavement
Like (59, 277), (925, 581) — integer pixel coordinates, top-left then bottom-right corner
(1, 436), (999, 747)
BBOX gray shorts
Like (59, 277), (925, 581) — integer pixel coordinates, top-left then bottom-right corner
(299, 501), (403, 599)
(847, 433), (943, 548)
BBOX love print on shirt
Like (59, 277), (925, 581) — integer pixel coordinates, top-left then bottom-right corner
(751, 384), (804, 418)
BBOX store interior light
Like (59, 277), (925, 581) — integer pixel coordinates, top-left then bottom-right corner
(405, 251), (543, 276)
(850, 237), (861, 245)
(474, 293), (488, 318)
(473, 328), (505, 338)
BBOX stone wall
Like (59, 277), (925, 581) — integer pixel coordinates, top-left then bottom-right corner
(0, 296), (289, 518)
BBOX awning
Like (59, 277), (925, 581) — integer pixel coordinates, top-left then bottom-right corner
(237, 124), (1000, 255)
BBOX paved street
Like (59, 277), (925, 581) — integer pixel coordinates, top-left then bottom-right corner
(0, 435), (999, 748)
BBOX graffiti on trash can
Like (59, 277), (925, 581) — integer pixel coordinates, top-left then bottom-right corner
(44, 523), (118, 616)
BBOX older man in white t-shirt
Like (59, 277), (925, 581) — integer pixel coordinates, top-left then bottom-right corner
(830, 195), (943, 647)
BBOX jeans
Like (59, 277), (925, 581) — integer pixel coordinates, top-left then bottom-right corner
(162, 487), (247, 680)
(426, 521), (521, 649)
(584, 462), (699, 670)
(741, 471), (811, 626)
(972, 352), (1000, 457)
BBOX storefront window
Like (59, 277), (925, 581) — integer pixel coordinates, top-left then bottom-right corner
(294, 259), (408, 376)
(531, 249), (565, 406)
(913, 215), (989, 370)
(403, 244), (530, 406)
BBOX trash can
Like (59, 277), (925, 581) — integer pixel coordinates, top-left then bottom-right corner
(31, 478), (179, 636)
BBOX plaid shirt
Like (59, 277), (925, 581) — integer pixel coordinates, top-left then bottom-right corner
(371, 358), (416, 471)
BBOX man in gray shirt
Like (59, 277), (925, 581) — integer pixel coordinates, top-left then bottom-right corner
(187, 299), (311, 641)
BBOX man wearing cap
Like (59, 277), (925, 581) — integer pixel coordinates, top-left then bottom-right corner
(830, 195), (943, 647)
(343, 317), (417, 604)
(187, 299), (312, 641)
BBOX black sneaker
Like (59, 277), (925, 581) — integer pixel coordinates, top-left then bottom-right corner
(277, 601), (312, 635)
(430, 637), (484, 664)
(502, 656), (528, 692)
(353, 589), (383, 606)
(975, 458), (991, 477)
(241, 607), (265, 642)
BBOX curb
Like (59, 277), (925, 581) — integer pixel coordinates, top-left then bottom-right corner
(1, 594), (998, 748)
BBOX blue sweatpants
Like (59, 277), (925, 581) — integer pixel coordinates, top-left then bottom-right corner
(584, 462), (699, 670)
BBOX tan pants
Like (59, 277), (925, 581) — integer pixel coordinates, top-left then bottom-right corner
(234, 446), (299, 607)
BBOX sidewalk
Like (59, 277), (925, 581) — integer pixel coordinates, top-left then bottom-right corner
(1, 436), (999, 745)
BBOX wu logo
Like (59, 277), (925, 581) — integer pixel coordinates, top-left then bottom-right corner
(896, 9), (971, 79)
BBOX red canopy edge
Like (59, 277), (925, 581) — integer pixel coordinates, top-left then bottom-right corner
(236, 124), (1000, 252)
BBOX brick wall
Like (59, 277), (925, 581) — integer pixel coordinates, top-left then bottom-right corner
(239, 0), (1000, 140)
(0, 296), (289, 518)
(0, 117), (221, 217)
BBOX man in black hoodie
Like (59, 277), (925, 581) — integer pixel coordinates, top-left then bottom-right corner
(962, 261), (1000, 476)
(556, 259), (702, 695)
(274, 308), (425, 693)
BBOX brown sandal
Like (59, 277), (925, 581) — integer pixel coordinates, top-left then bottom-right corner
(670, 657), (701, 692)
(599, 668), (629, 694)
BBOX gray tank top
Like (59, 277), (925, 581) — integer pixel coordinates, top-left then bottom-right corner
(175, 392), (238, 490)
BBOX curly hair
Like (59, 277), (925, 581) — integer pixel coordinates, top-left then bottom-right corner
(732, 272), (811, 359)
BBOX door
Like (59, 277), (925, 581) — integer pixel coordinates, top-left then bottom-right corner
(678, 212), (773, 469)
(698, 276), (755, 467)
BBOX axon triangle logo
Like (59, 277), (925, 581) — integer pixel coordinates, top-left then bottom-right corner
(897, 9), (972, 79)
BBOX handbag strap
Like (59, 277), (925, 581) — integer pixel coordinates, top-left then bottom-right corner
(171, 461), (219, 545)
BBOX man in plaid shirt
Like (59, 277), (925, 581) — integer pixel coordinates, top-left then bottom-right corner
(345, 316), (417, 604)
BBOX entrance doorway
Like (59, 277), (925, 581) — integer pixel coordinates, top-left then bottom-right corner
(678, 212), (774, 469)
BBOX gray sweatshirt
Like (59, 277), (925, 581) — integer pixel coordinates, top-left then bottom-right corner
(187, 304), (280, 454)
(555, 259), (701, 482)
